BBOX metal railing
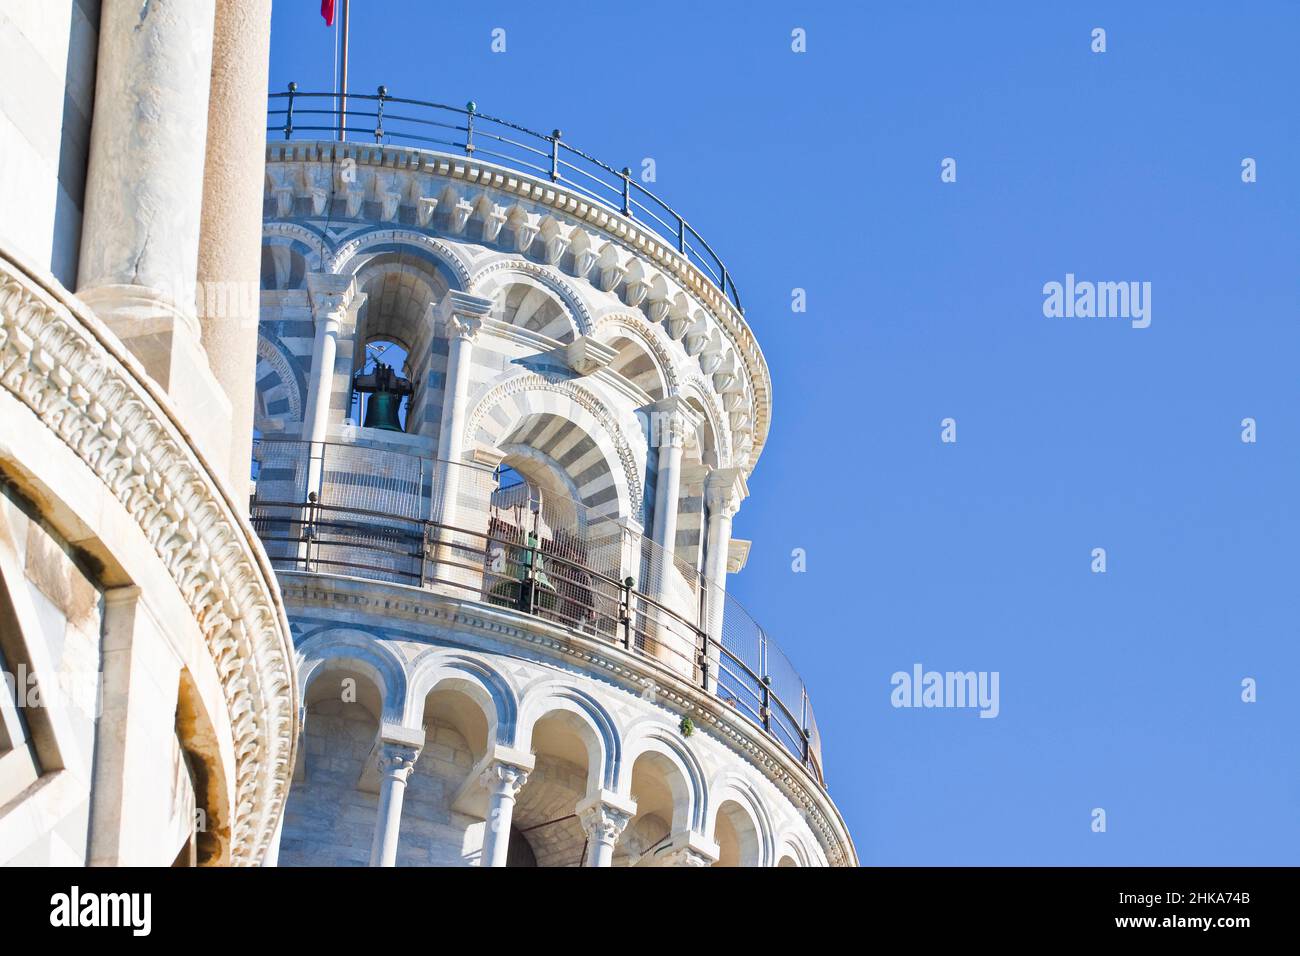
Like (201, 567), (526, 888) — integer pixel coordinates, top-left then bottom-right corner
(267, 86), (744, 314)
(251, 437), (822, 785)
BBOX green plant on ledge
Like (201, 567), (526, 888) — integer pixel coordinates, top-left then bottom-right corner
(679, 716), (695, 737)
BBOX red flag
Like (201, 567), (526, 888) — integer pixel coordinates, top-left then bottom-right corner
(321, 1), (335, 26)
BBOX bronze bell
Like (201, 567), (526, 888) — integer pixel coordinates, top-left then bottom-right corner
(354, 363), (414, 432)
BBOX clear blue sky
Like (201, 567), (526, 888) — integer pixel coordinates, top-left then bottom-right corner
(268, 1), (1300, 865)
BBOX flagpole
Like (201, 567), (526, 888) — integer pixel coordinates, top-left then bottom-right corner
(338, 0), (350, 141)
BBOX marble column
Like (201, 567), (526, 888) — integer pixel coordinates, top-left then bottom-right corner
(703, 467), (748, 692)
(648, 397), (699, 558)
(76, 0), (232, 473)
(433, 291), (493, 472)
(479, 761), (530, 867)
(303, 275), (355, 444)
(430, 292), (492, 589)
(369, 740), (420, 867)
(576, 791), (637, 868)
(197, 0), (273, 505)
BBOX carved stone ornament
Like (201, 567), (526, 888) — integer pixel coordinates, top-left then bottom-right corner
(0, 249), (298, 866)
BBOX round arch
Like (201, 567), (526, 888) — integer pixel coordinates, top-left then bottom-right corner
(468, 260), (593, 337)
(404, 649), (520, 749)
(295, 628), (409, 725)
(618, 720), (708, 834)
(705, 774), (776, 868)
(465, 375), (642, 521)
(516, 682), (622, 794)
(326, 228), (473, 291)
(774, 832), (816, 868)
(592, 312), (679, 397)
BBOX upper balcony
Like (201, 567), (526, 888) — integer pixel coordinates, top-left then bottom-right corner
(267, 87), (745, 313)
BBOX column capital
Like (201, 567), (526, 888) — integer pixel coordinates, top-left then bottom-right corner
(377, 742), (420, 783)
(435, 290), (493, 342)
(479, 745), (535, 796)
(479, 761), (530, 798)
(576, 790), (637, 844)
(660, 830), (720, 866)
(306, 272), (358, 324)
(645, 395), (703, 449)
(705, 466), (749, 519)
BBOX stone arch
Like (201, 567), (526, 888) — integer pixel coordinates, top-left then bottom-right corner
(483, 276), (578, 344)
(326, 228), (472, 291)
(774, 831), (816, 868)
(466, 375), (642, 520)
(678, 375), (730, 467)
(405, 649), (520, 749)
(343, 246), (452, 356)
(619, 720), (708, 834)
(468, 260), (593, 337)
(705, 773), (775, 867)
(605, 334), (668, 401)
(254, 333), (305, 430)
(295, 628), (409, 725)
(261, 222), (327, 288)
(592, 312), (679, 397)
(516, 682), (622, 794)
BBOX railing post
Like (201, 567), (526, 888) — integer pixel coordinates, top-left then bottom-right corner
(619, 576), (633, 651)
(621, 167), (631, 216)
(698, 640), (709, 692)
(284, 82), (296, 139)
(464, 101), (476, 155)
(760, 675), (771, 732)
(677, 217), (685, 254)
(304, 491), (318, 573)
(375, 85), (387, 143)
(550, 130), (562, 182)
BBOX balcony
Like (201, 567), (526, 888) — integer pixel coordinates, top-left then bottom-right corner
(251, 437), (824, 786)
(267, 87), (744, 314)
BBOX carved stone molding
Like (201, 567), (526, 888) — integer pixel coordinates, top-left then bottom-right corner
(0, 248), (298, 866)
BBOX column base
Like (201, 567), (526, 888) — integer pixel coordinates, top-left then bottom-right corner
(79, 285), (233, 481)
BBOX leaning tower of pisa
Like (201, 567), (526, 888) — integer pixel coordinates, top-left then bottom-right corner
(254, 89), (856, 866)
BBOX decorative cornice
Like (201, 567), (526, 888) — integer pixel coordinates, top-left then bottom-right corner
(276, 572), (856, 866)
(0, 247), (299, 866)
